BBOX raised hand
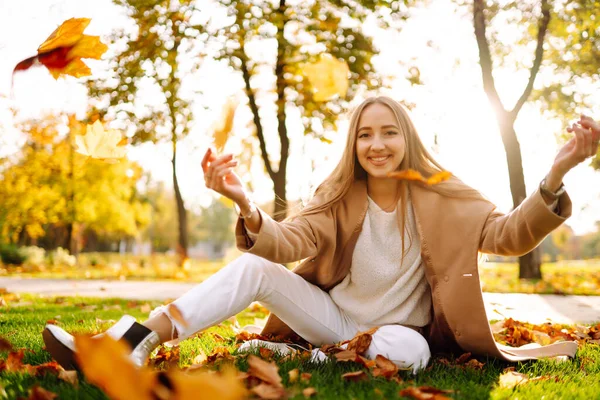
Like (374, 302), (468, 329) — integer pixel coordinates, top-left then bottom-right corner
(554, 115), (600, 175)
(201, 148), (246, 204)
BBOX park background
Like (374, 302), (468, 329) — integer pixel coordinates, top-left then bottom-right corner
(1, 0), (600, 399)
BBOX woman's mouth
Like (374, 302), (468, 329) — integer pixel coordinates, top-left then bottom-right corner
(368, 155), (391, 166)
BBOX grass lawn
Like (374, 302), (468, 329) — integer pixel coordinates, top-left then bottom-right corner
(0, 294), (599, 399)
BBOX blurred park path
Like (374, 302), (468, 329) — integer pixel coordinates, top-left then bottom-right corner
(1, 277), (599, 325)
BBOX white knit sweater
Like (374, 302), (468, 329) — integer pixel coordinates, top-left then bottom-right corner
(329, 196), (432, 328)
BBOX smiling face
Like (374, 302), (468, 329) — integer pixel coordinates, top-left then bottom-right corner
(355, 103), (406, 180)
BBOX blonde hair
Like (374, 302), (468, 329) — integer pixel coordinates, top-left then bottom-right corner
(288, 96), (484, 256)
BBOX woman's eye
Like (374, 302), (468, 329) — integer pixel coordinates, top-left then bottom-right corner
(386, 131), (397, 135)
(359, 133), (369, 138)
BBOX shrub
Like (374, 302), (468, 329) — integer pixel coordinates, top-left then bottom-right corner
(49, 247), (77, 267)
(20, 246), (46, 266)
(0, 244), (27, 266)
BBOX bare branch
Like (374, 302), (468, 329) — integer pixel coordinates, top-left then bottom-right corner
(510, 0), (551, 119)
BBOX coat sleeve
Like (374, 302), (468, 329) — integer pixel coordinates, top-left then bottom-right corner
(479, 187), (572, 256)
(234, 204), (329, 264)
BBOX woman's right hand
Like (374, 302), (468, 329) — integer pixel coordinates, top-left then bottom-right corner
(201, 148), (246, 203)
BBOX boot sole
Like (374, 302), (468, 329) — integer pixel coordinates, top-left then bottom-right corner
(42, 328), (80, 371)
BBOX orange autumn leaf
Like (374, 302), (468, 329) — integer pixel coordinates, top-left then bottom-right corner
(387, 169), (452, 185)
(27, 385), (58, 400)
(166, 367), (247, 400)
(75, 335), (155, 400)
(14, 18), (107, 80)
(399, 386), (453, 400)
(0, 337), (13, 352)
(212, 98), (238, 152)
(341, 370), (368, 382)
(167, 303), (189, 328)
(247, 355), (283, 388)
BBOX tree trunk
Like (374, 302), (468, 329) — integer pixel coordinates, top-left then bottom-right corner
(473, 0), (549, 280)
(172, 138), (188, 266)
(499, 120), (542, 279)
(273, 0), (289, 221)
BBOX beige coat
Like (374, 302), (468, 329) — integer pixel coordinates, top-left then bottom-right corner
(235, 179), (578, 361)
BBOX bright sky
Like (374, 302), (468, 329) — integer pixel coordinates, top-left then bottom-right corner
(1, 0), (600, 235)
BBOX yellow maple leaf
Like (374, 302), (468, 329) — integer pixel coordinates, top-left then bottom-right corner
(303, 54), (349, 102)
(212, 98), (238, 152)
(387, 169), (452, 185)
(14, 18), (108, 80)
(74, 120), (127, 160)
(38, 18), (90, 53)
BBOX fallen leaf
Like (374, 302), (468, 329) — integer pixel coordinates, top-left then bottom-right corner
(27, 385), (57, 400)
(6, 350), (25, 371)
(303, 53), (349, 102)
(259, 347), (274, 360)
(399, 386), (453, 400)
(74, 120), (127, 160)
(58, 370), (79, 387)
(247, 355), (283, 388)
(251, 383), (286, 399)
(342, 370), (368, 382)
(192, 350), (207, 365)
(303, 387), (317, 398)
(347, 331), (373, 355)
(0, 337), (13, 352)
(387, 169), (452, 185)
(301, 372), (312, 382)
(465, 358), (485, 370)
(140, 303), (152, 314)
(288, 368), (299, 384)
(455, 352), (471, 364)
(372, 354), (398, 379)
(497, 370), (548, 389)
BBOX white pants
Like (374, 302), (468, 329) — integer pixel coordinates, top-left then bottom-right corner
(154, 253), (431, 373)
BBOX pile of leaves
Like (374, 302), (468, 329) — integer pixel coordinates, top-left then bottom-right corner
(492, 318), (600, 347)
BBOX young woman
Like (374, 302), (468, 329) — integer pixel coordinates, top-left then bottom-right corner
(43, 96), (599, 373)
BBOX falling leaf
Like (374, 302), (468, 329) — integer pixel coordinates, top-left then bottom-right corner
(14, 18), (107, 80)
(399, 386), (453, 400)
(0, 337), (13, 352)
(302, 387), (317, 398)
(75, 335), (156, 400)
(212, 98), (238, 152)
(342, 371), (368, 382)
(27, 385), (57, 400)
(166, 367), (247, 400)
(303, 53), (349, 102)
(74, 120), (127, 160)
(387, 169), (452, 185)
(247, 355), (283, 388)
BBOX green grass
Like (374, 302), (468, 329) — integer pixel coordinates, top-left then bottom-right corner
(0, 295), (599, 399)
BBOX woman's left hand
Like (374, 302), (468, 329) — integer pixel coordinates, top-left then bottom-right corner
(552, 115), (600, 177)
